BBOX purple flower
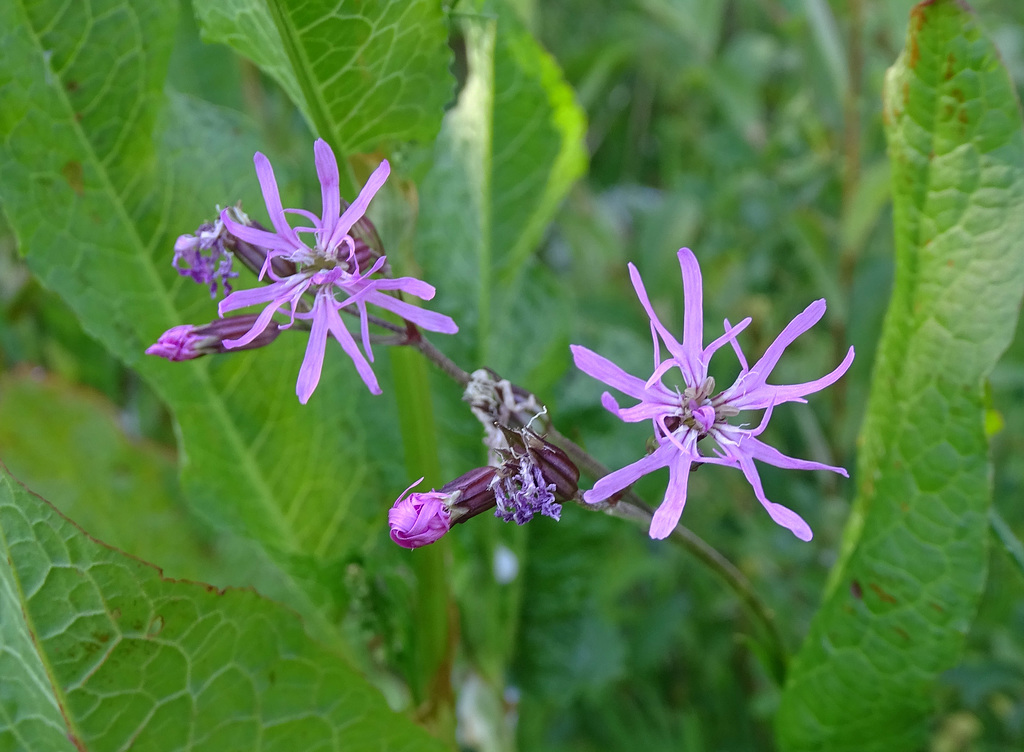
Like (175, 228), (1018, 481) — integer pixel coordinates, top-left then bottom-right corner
(217, 139), (458, 403)
(571, 248), (854, 541)
(388, 479), (453, 549)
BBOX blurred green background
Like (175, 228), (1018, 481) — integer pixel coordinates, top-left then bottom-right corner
(2, 1), (1023, 750)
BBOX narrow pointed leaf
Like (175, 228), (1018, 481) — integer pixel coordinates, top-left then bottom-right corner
(414, 1), (587, 371)
(777, 2), (1024, 749)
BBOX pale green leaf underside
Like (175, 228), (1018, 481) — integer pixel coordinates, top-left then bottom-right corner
(414, 2), (587, 372)
(193, 0), (452, 155)
(0, 467), (448, 752)
(777, 2), (1024, 750)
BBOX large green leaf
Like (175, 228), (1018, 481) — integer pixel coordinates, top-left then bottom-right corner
(0, 464), (448, 752)
(0, 0), (389, 622)
(191, 0), (452, 158)
(0, 371), (338, 619)
(777, 2), (1024, 749)
(0, 371), (213, 580)
(414, 1), (587, 372)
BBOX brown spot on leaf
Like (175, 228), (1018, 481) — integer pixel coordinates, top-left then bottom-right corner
(869, 582), (898, 604)
(66, 80), (79, 93)
(944, 52), (956, 80)
(110, 607), (122, 620)
(851, 580), (863, 599)
(908, 6), (925, 68)
(930, 602), (945, 613)
(61, 161), (84, 196)
(893, 626), (911, 641)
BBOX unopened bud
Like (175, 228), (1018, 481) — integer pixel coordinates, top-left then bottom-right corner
(388, 479), (453, 549)
(387, 468), (500, 548)
(442, 466), (499, 524)
(145, 314), (281, 361)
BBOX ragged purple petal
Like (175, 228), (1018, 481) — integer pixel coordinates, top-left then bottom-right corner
(326, 160), (390, 252)
(253, 152), (301, 250)
(571, 345), (651, 401)
(584, 442), (678, 503)
(296, 295), (332, 404)
(649, 448), (696, 539)
(736, 455), (814, 541)
(314, 139), (341, 248)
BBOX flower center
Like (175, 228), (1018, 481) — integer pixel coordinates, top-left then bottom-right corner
(677, 376), (719, 436)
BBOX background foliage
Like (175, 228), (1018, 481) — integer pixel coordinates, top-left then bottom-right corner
(2, 0), (1024, 750)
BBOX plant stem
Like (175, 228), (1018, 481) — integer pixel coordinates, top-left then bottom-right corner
(546, 425), (789, 683)
(406, 332), (790, 682)
(833, 0), (865, 444)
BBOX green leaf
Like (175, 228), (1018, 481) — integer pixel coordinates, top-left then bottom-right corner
(777, 2), (1024, 750)
(405, 0), (585, 713)
(0, 371), (212, 579)
(0, 1), (390, 623)
(191, 0), (453, 157)
(0, 370), (339, 619)
(414, 1), (587, 372)
(0, 464), (448, 752)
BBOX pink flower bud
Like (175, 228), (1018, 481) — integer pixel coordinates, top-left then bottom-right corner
(387, 478), (452, 549)
(145, 315), (281, 361)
